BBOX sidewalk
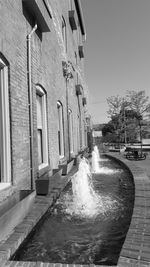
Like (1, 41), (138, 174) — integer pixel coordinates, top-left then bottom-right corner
(107, 153), (150, 267)
(130, 153), (150, 180)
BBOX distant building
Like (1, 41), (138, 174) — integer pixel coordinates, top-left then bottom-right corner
(0, 0), (89, 211)
(142, 139), (150, 144)
(137, 120), (150, 144)
(93, 131), (102, 138)
(93, 123), (105, 138)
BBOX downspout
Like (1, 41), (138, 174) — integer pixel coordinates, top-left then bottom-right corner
(27, 24), (38, 190)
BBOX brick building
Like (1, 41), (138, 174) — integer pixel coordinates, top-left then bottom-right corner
(0, 0), (89, 205)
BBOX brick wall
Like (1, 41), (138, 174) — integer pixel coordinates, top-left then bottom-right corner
(0, 0), (88, 197)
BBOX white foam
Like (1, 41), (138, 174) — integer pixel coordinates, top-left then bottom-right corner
(62, 157), (119, 219)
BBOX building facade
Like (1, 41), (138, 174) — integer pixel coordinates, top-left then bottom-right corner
(0, 0), (89, 202)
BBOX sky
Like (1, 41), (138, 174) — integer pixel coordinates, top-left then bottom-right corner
(80, 0), (150, 124)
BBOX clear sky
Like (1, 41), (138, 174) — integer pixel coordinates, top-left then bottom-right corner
(81, 0), (150, 124)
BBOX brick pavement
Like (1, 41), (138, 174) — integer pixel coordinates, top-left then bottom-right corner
(0, 157), (150, 266)
(130, 153), (150, 180)
(107, 153), (150, 266)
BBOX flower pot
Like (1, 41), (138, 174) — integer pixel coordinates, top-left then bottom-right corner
(35, 178), (49, 195)
(59, 159), (74, 175)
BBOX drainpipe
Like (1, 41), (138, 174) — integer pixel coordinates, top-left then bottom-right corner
(27, 24), (37, 190)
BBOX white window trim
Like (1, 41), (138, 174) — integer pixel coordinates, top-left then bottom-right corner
(68, 109), (74, 154)
(36, 86), (48, 170)
(0, 58), (11, 189)
(0, 183), (11, 192)
(57, 101), (65, 158)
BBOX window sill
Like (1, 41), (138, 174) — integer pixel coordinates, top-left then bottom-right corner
(59, 156), (67, 165)
(0, 183), (11, 191)
(59, 155), (65, 159)
(37, 164), (52, 178)
(39, 163), (49, 170)
(70, 151), (75, 158)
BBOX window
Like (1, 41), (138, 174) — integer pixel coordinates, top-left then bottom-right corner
(36, 86), (48, 169)
(62, 16), (67, 52)
(77, 115), (81, 151)
(84, 122), (87, 147)
(68, 109), (74, 153)
(82, 120), (85, 147)
(75, 52), (77, 65)
(0, 57), (11, 189)
(57, 101), (65, 158)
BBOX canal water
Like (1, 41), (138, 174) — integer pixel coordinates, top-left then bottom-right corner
(14, 151), (134, 265)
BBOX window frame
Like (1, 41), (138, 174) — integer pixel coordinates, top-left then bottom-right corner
(57, 101), (65, 158)
(0, 57), (11, 190)
(36, 85), (48, 170)
(68, 109), (74, 154)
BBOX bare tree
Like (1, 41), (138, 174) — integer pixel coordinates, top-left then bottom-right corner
(107, 95), (124, 118)
(126, 90), (150, 118)
(106, 90), (150, 143)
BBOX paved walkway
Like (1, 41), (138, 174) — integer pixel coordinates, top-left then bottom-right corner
(0, 155), (150, 266)
(130, 153), (150, 180)
(107, 153), (150, 267)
